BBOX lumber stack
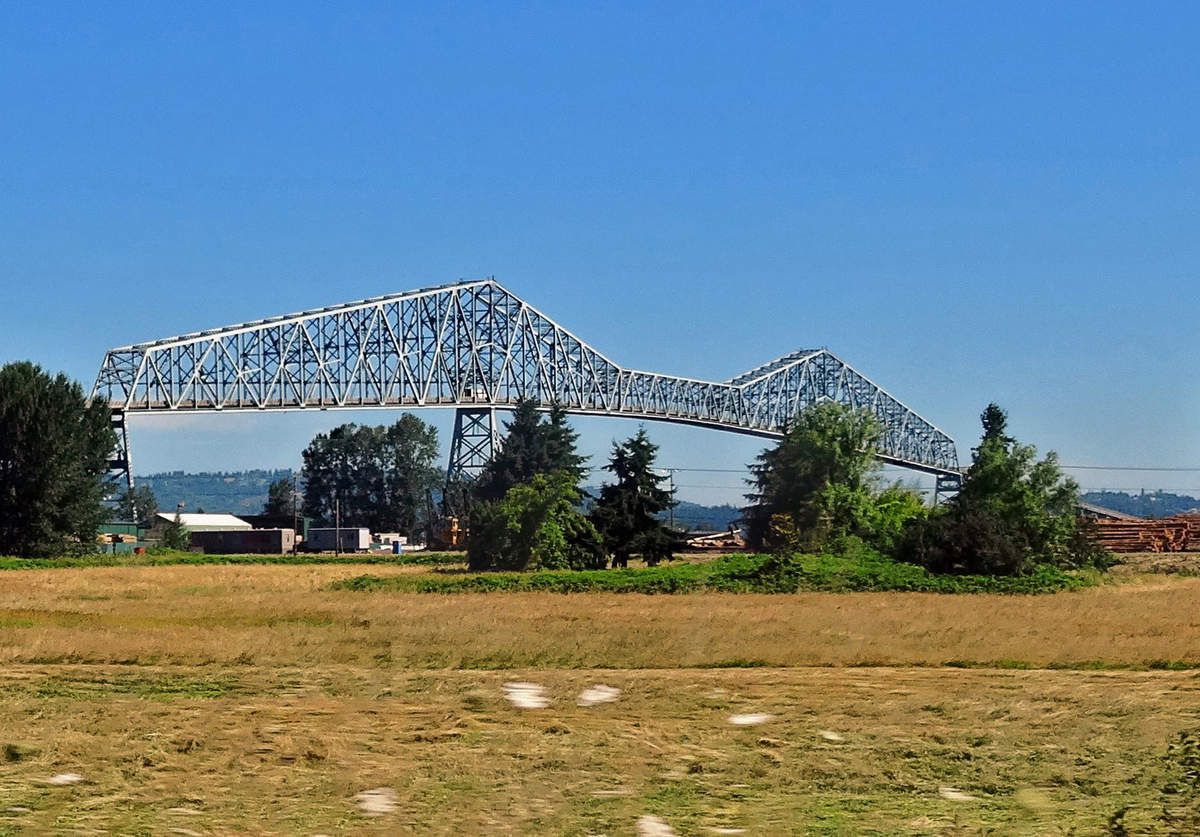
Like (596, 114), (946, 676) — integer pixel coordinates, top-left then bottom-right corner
(684, 528), (747, 551)
(1090, 515), (1200, 553)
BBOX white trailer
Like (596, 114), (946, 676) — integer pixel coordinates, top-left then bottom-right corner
(305, 527), (371, 553)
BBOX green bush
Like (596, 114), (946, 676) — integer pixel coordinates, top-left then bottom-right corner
(468, 472), (604, 571)
(333, 549), (1093, 595)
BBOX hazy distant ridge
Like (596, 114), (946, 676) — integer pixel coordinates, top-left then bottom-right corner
(136, 470), (745, 529)
(136, 469), (294, 515)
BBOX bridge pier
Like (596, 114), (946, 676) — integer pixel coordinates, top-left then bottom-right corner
(104, 408), (136, 515)
(442, 407), (500, 520)
(445, 407), (499, 485)
(934, 472), (962, 506)
(108, 408), (134, 492)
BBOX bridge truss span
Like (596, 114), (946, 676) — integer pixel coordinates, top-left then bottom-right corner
(93, 278), (960, 480)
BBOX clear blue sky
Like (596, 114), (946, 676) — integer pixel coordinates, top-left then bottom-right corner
(2, 2), (1197, 504)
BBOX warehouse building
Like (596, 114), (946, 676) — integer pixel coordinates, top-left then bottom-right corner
(150, 512), (253, 533)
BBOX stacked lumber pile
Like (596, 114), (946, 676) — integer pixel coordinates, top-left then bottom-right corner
(1090, 515), (1200, 553)
(684, 527), (747, 552)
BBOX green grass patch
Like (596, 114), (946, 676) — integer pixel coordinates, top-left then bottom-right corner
(0, 550), (464, 570)
(0, 671), (243, 701)
(332, 551), (1095, 595)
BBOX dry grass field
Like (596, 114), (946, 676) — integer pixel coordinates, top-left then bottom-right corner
(2, 559), (1200, 834)
(2, 563), (1199, 670)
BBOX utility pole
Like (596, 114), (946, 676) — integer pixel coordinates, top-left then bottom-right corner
(292, 471), (300, 555)
(334, 496), (341, 557)
(668, 468), (676, 530)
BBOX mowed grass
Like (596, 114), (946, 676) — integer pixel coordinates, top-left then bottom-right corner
(1, 560), (1199, 833)
(2, 664), (1198, 834)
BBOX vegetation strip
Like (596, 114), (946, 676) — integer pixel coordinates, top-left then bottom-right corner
(333, 552), (1094, 595)
(0, 551), (463, 571)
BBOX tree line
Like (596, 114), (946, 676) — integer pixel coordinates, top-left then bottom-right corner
(244, 398), (678, 572)
(462, 400), (676, 571)
(0, 359), (1105, 577)
(745, 401), (1108, 575)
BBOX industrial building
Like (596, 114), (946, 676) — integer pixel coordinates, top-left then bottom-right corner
(190, 528), (296, 555)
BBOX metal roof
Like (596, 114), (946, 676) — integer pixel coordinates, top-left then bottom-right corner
(154, 513), (252, 529)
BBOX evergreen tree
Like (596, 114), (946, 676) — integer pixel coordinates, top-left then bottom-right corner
(162, 509), (190, 550)
(114, 485), (158, 523)
(589, 428), (677, 567)
(473, 400), (588, 502)
(467, 400), (591, 565)
(541, 403), (588, 484)
(0, 362), (115, 557)
(473, 399), (545, 502)
(263, 477), (302, 518)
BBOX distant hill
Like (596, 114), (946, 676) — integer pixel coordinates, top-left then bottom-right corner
(136, 469), (294, 516)
(580, 486), (741, 532)
(665, 500), (742, 532)
(137, 469), (745, 529)
(1080, 490), (1200, 519)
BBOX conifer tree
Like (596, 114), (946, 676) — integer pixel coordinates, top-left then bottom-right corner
(589, 428), (676, 567)
(162, 509), (190, 551)
(473, 399), (587, 501)
(114, 485), (158, 523)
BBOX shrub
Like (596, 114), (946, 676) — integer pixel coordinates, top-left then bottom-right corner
(467, 473), (605, 571)
(334, 549), (1091, 595)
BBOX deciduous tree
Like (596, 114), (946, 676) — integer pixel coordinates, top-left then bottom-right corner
(301, 415), (439, 536)
(744, 402), (882, 550)
(467, 472), (605, 571)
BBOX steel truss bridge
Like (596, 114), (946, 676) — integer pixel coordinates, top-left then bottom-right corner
(92, 278), (961, 492)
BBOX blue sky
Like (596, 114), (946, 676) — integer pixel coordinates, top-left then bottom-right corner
(1, 2), (1197, 504)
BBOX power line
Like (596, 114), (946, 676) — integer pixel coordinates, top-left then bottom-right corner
(1076, 488), (1200, 493)
(587, 463), (1200, 474)
(1060, 465), (1200, 472)
(673, 483), (749, 490)
(587, 465), (747, 473)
